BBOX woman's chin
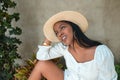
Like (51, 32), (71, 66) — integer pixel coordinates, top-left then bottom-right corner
(62, 42), (69, 46)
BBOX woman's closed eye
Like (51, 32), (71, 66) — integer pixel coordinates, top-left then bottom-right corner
(60, 25), (65, 30)
(61, 25), (65, 29)
(55, 32), (58, 36)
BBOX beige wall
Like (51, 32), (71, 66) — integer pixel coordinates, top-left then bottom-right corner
(15, 0), (120, 63)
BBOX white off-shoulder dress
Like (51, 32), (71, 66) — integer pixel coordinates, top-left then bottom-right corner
(36, 43), (117, 80)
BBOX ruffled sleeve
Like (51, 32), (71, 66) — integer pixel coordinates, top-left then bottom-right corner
(96, 45), (118, 80)
(36, 43), (65, 60)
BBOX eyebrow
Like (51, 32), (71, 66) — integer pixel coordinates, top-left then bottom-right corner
(54, 24), (63, 31)
(59, 24), (64, 28)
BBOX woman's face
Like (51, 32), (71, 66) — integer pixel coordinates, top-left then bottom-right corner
(53, 21), (74, 46)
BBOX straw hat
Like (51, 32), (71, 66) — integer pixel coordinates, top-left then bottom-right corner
(43, 11), (88, 42)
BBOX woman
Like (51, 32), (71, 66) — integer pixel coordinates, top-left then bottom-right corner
(28, 11), (117, 80)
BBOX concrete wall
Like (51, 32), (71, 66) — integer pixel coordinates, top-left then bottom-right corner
(15, 0), (120, 63)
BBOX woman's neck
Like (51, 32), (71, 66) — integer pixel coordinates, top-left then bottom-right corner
(69, 40), (85, 51)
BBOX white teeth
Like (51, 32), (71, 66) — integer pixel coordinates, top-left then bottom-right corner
(62, 36), (66, 40)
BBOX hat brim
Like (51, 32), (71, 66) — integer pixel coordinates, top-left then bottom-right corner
(43, 11), (88, 42)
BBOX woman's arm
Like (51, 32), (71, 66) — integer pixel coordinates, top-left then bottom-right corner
(97, 45), (118, 80)
(36, 38), (64, 60)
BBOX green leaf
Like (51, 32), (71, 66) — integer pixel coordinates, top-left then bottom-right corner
(12, 13), (20, 21)
(9, 27), (22, 35)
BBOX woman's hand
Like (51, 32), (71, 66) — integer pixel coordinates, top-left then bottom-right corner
(42, 38), (52, 46)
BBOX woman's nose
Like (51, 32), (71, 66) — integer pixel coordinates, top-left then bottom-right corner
(57, 31), (63, 37)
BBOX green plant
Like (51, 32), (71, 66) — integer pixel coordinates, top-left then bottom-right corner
(115, 62), (120, 80)
(14, 53), (66, 80)
(14, 54), (37, 80)
(0, 0), (22, 80)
